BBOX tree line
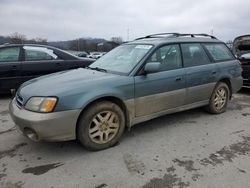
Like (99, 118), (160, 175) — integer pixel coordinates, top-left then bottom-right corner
(0, 32), (123, 52)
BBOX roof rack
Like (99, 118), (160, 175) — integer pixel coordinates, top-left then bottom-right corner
(135, 33), (217, 40)
(135, 33), (179, 40)
(177, 33), (217, 39)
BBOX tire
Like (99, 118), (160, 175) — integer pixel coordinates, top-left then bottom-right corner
(77, 101), (125, 151)
(206, 82), (230, 114)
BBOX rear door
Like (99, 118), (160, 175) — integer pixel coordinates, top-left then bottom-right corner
(134, 44), (186, 117)
(21, 46), (65, 83)
(181, 43), (218, 104)
(0, 46), (21, 92)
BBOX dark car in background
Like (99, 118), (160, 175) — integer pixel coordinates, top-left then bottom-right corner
(76, 51), (90, 58)
(0, 44), (95, 93)
(233, 35), (250, 88)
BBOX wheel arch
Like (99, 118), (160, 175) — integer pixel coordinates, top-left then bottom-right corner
(75, 96), (130, 139)
(218, 77), (232, 98)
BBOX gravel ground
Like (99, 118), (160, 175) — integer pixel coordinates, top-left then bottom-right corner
(0, 89), (250, 188)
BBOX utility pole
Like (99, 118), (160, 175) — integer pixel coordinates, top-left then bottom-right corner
(78, 38), (80, 51)
(127, 28), (130, 42)
(211, 29), (214, 36)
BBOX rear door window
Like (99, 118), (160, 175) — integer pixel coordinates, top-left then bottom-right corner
(0, 47), (20, 62)
(181, 43), (211, 67)
(24, 46), (59, 61)
(203, 43), (235, 61)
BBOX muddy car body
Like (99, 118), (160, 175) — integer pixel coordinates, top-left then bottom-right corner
(10, 33), (243, 150)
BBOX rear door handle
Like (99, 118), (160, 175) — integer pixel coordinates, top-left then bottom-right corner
(12, 65), (18, 70)
(211, 71), (217, 75)
(175, 77), (182, 81)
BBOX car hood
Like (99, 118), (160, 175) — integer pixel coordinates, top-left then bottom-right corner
(18, 68), (121, 101)
(233, 35), (250, 57)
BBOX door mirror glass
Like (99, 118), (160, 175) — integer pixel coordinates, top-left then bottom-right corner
(144, 62), (161, 74)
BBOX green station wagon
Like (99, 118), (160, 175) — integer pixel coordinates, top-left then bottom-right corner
(10, 33), (243, 150)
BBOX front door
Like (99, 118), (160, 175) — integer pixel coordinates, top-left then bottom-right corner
(0, 47), (21, 92)
(134, 44), (186, 117)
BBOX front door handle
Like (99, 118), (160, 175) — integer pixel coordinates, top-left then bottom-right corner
(211, 71), (217, 75)
(55, 62), (63, 66)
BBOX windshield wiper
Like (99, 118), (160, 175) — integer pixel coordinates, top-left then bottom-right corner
(86, 66), (107, 72)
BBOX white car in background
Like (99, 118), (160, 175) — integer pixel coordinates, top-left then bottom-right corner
(89, 52), (106, 59)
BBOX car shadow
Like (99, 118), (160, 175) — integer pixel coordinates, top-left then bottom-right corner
(0, 93), (13, 99)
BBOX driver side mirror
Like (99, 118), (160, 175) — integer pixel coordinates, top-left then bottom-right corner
(144, 62), (161, 74)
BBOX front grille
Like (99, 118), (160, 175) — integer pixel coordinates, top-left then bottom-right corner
(242, 64), (250, 79)
(15, 94), (24, 108)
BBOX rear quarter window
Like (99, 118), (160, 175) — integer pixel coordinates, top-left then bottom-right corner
(204, 43), (235, 62)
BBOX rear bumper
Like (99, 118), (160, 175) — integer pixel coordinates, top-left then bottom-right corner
(9, 99), (81, 141)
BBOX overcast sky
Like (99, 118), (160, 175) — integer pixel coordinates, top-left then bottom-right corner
(0, 0), (249, 41)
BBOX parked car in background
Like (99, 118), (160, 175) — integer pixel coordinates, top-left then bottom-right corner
(10, 33), (242, 151)
(233, 35), (250, 88)
(89, 52), (105, 59)
(76, 51), (90, 58)
(0, 44), (95, 93)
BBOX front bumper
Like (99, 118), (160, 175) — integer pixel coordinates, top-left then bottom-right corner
(9, 99), (81, 141)
(243, 78), (250, 88)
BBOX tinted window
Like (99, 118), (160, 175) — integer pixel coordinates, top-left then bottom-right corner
(181, 43), (210, 67)
(204, 43), (234, 61)
(147, 44), (182, 71)
(24, 46), (58, 61)
(0, 47), (20, 62)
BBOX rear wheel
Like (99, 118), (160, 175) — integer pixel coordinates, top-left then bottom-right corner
(206, 82), (230, 114)
(77, 101), (125, 151)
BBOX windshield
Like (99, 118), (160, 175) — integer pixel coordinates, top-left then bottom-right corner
(89, 44), (153, 74)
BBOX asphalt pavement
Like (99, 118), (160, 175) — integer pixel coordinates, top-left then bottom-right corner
(0, 89), (250, 188)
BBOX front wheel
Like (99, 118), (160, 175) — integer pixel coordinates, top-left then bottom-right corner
(206, 82), (230, 114)
(77, 101), (125, 151)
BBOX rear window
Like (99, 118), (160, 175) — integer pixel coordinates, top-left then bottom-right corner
(24, 46), (58, 61)
(204, 43), (235, 61)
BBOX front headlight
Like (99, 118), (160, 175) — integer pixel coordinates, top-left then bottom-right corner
(25, 97), (57, 113)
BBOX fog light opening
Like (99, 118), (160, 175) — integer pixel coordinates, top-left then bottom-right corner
(24, 128), (39, 142)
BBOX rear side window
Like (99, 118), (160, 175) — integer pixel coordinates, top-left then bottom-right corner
(204, 43), (234, 61)
(181, 43), (210, 67)
(0, 47), (20, 62)
(24, 46), (58, 61)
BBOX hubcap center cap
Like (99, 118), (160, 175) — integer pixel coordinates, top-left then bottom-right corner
(100, 122), (109, 131)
